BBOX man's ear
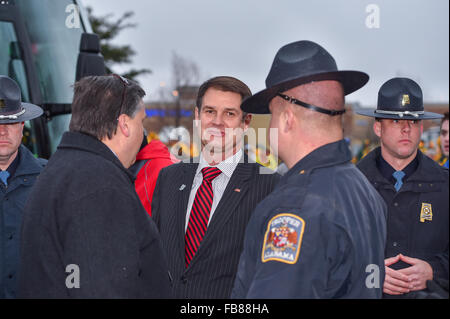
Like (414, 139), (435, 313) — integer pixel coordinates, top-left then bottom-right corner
(373, 120), (382, 138)
(282, 106), (294, 133)
(243, 114), (252, 131)
(117, 114), (130, 138)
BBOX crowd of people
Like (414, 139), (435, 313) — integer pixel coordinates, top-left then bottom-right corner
(0, 40), (448, 299)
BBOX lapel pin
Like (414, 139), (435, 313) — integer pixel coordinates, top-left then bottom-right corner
(179, 184), (186, 191)
(234, 188), (241, 192)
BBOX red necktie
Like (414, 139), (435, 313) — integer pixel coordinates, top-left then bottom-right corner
(185, 167), (222, 267)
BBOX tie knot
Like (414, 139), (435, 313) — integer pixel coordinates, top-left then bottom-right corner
(0, 170), (10, 186)
(393, 170), (405, 182)
(201, 167), (222, 183)
(392, 170), (405, 192)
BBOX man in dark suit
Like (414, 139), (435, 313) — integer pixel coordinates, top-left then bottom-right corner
(152, 76), (280, 299)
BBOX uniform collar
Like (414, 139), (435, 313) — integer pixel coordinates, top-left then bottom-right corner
(280, 139), (352, 183)
(408, 150), (446, 183)
(5, 148), (20, 177)
(13, 145), (45, 178)
(377, 151), (419, 184)
(360, 147), (445, 184)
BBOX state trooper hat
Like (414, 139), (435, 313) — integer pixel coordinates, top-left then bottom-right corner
(0, 75), (43, 124)
(356, 77), (443, 120)
(241, 40), (369, 114)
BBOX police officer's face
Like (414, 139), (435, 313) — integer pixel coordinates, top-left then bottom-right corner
(440, 119), (449, 157)
(0, 122), (24, 166)
(195, 88), (250, 156)
(374, 119), (423, 160)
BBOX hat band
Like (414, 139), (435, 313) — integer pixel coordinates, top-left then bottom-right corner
(374, 110), (424, 118)
(0, 108), (26, 120)
(277, 93), (346, 116)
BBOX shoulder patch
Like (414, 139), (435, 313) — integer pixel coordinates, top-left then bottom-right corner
(261, 213), (305, 264)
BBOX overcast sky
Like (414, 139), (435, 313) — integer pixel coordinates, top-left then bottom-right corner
(81, 0), (449, 107)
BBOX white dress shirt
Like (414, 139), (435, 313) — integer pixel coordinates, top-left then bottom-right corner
(185, 149), (243, 231)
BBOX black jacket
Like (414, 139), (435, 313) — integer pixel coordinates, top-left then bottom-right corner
(232, 140), (387, 298)
(358, 147), (449, 298)
(18, 132), (171, 298)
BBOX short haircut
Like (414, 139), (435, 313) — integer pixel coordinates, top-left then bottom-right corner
(69, 75), (145, 140)
(196, 76), (251, 119)
(441, 111), (449, 128)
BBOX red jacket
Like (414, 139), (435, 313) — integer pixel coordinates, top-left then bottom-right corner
(135, 140), (178, 216)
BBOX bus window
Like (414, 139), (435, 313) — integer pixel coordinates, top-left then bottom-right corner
(0, 20), (40, 156)
(48, 114), (72, 154)
(15, 0), (85, 105)
(14, 0), (88, 156)
(23, 121), (39, 156)
(0, 21), (30, 102)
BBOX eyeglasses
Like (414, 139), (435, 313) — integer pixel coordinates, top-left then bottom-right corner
(112, 74), (130, 120)
(277, 93), (345, 116)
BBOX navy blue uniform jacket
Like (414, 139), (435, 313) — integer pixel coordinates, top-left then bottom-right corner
(232, 140), (387, 298)
(358, 147), (449, 298)
(0, 145), (46, 298)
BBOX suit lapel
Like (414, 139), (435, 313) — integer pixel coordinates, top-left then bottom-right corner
(177, 161), (199, 264)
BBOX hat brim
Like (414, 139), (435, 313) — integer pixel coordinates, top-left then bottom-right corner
(242, 70), (369, 114)
(0, 102), (43, 124)
(356, 109), (444, 120)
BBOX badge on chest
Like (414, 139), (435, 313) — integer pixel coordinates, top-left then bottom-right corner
(420, 203), (433, 223)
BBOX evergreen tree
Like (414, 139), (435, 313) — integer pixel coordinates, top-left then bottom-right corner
(86, 7), (151, 81)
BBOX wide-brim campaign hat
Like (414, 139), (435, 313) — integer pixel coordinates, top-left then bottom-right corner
(241, 40), (369, 114)
(356, 77), (443, 120)
(0, 75), (43, 124)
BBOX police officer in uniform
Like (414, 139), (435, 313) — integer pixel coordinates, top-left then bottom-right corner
(357, 78), (448, 298)
(0, 75), (46, 298)
(231, 40), (387, 298)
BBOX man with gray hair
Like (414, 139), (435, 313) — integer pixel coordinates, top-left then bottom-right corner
(18, 75), (171, 298)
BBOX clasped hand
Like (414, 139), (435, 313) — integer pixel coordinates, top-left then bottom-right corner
(383, 254), (433, 295)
